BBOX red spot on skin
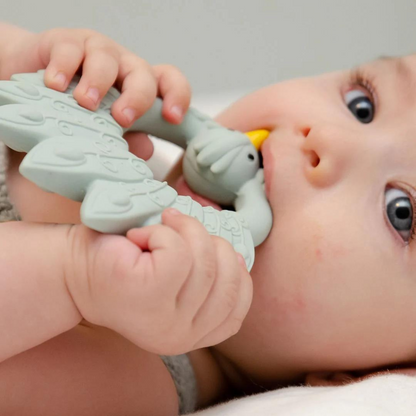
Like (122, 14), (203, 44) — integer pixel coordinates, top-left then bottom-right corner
(331, 245), (348, 257)
(293, 295), (306, 312)
(315, 248), (323, 261)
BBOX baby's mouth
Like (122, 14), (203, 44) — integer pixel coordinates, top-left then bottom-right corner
(245, 128), (269, 184)
(258, 138), (273, 199)
(258, 149), (264, 169)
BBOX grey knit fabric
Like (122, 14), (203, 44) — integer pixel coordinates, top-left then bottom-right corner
(0, 143), (20, 222)
(161, 354), (198, 415)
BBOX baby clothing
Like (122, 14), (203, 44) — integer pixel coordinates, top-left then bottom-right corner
(161, 354), (198, 414)
(0, 142), (198, 415)
(0, 144), (20, 223)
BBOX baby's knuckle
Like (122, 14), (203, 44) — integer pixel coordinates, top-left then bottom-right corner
(79, 28), (100, 39)
(222, 277), (240, 309)
(195, 247), (216, 281)
(43, 27), (66, 40)
(214, 235), (233, 253)
(38, 28), (65, 52)
(122, 53), (150, 74)
(182, 217), (207, 240)
(123, 52), (143, 65)
(94, 45), (120, 61)
(133, 88), (157, 111)
(162, 64), (181, 75)
(229, 317), (243, 336)
(174, 244), (193, 272)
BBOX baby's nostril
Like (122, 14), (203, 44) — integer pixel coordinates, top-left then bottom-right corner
(301, 127), (311, 138)
(307, 150), (320, 167)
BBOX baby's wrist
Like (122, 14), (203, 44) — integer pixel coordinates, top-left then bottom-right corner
(60, 224), (96, 324)
(47, 223), (85, 328)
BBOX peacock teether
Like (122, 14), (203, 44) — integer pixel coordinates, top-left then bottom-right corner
(0, 70), (273, 270)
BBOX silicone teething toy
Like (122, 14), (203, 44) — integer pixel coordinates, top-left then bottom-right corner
(130, 99), (272, 247)
(0, 71), (272, 270)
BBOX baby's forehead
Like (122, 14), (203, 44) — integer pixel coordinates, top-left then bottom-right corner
(361, 54), (416, 77)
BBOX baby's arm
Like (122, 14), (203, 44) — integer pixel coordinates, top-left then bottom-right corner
(0, 210), (252, 363)
(0, 221), (81, 363)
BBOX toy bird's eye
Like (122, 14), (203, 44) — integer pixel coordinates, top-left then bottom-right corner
(247, 153), (255, 161)
(344, 90), (374, 123)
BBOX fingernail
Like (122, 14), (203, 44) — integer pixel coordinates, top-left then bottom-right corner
(167, 208), (181, 216)
(122, 107), (136, 124)
(53, 72), (67, 89)
(86, 87), (100, 105)
(237, 254), (247, 267)
(170, 105), (183, 120)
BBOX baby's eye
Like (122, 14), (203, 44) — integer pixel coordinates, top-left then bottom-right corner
(344, 90), (374, 123)
(385, 188), (413, 242)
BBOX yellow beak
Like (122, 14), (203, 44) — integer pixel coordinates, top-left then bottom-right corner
(245, 129), (270, 150)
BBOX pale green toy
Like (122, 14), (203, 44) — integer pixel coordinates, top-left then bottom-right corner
(0, 71), (272, 270)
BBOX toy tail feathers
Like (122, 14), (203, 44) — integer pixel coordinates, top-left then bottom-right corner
(81, 182), (255, 270)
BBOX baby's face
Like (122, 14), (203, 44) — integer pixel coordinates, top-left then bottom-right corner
(213, 55), (416, 385)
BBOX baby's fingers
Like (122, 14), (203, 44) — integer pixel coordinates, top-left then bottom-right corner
(38, 29), (88, 91)
(72, 40), (120, 111)
(111, 55), (157, 128)
(161, 209), (217, 315)
(43, 41), (84, 91)
(153, 64), (192, 124)
(126, 217), (192, 293)
(192, 238), (253, 349)
(194, 267), (252, 349)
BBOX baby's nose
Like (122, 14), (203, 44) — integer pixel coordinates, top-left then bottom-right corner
(300, 124), (360, 188)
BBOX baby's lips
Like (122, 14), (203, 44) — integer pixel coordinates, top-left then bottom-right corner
(174, 176), (221, 210)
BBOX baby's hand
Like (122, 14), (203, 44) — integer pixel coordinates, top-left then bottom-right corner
(64, 209), (253, 355)
(4, 27), (191, 127)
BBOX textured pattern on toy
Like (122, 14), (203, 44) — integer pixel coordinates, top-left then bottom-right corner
(0, 71), (255, 269)
(131, 99), (273, 247)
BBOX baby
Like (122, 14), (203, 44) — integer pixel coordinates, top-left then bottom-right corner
(1, 21), (416, 416)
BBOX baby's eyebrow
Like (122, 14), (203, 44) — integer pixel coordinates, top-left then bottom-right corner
(374, 56), (414, 81)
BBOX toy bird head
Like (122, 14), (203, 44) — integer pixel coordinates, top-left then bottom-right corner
(245, 129), (269, 150)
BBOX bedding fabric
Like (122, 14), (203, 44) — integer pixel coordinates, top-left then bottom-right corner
(191, 374), (416, 415)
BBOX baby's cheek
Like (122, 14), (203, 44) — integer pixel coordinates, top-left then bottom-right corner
(263, 291), (310, 327)
(251, 268), (320, 337)
(253, 236), (346, 332)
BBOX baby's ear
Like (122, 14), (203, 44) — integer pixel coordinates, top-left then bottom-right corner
(305, 371), (356, 387)
(306, 366), (416, 387)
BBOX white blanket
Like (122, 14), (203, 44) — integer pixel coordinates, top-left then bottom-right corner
(192, 375), (416, 415)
